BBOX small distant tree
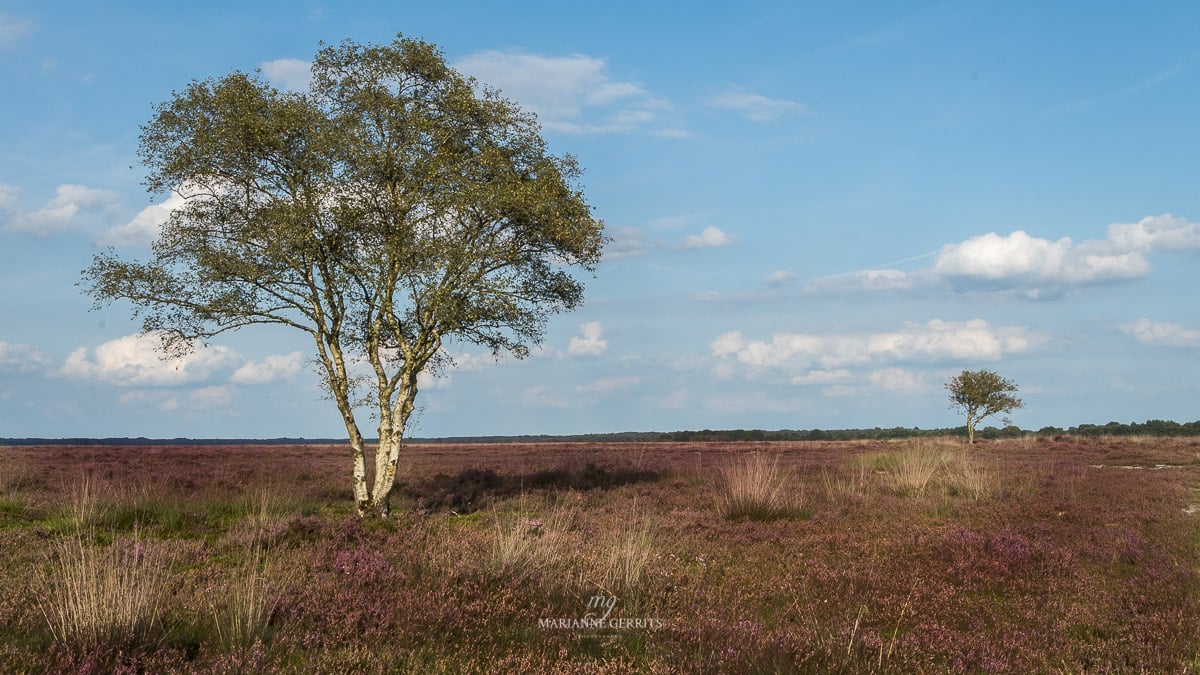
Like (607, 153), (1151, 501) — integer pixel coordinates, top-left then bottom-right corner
(946, 369), (1023, 444)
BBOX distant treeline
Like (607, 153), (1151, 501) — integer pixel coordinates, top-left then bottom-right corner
(4, 419), (1198, 446)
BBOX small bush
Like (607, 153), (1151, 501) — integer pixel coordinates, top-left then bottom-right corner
(718, 453), (803, 521)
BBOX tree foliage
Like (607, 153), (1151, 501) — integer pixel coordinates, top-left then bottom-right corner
(945, 369), (1023, 444)
(82, 35), (605, 516)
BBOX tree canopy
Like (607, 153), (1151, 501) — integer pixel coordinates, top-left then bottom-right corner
(945, 369), (1023, 444)
(82, 35), (605, 516)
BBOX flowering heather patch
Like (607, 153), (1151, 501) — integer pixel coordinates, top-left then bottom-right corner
(0, 436), (1199, 671)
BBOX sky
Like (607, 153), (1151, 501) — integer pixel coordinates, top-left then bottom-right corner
(1, 1), (1198, 438)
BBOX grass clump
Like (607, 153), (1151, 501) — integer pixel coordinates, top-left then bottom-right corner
(594, 511), (656, 594)
(36, 528), (174, 651)
(207, 547), (285, 648)
(718, 453), (804, 521)
(488, 497), (576, 579)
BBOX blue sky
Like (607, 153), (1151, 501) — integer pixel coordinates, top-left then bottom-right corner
(1, 2), (1198, 438)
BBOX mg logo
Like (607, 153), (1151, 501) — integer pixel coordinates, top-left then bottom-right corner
(585, 594), (618, 622)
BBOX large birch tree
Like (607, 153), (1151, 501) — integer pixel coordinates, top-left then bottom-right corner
(82, 36), (605, 516)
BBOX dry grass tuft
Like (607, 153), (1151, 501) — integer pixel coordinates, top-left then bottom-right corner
(488, 497), (576, 578)
(942, 451), (994, 500)
(886, 444), (944, 497)
(208, 547), (285, 648)
(594, 510), (656, 594)
(719, 453), (804, 521)
(37, 528), (174, 650)
(66, 476), (106, 530)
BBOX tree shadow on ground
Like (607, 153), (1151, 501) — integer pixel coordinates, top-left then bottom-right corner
(398, 462), (664, 513)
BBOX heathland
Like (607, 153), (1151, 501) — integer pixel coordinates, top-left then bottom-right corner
(2, 436), (1199, 672)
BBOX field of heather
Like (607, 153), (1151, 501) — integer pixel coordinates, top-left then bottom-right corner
(2, 436), (1199, 673)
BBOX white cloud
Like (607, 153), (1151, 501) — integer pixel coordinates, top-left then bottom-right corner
(5, 184), (121, 236)
(577, 375), (641, 394)
(932, 230), (1149, 285)
(523, 384), (570, 408)
(1105, 213), (1200, 253)
(0, 14), (32, 47)
(0, 341), (52, 373)
(656, 389), (690, 409)
(868, 368), (926, 393)
(815, 214), (1199, 299)
(568, 322), (607, 357)
(682, 225), (733, 249)
(0, 184), (18, 211)
(707, 88), (805, 121)
(61, 332), (237, 386)
(447, 352), (499, 372)
(101, 191), (187, 246)
(763, 270), (797, 287)
(259, 58), (312, 91)
(454, 50), (661, 134)
(606, 226), (650, 259)
(803, 268), (918, 294)
(711, 319), (1034, 373)
(231, 351), (304, 384)
(1120, 319), (1200, 348)
(187, 385), (236, 409)
(791, 369), (851, 386)
(120, 385), (236, 412)
(417, 369), (452, 390)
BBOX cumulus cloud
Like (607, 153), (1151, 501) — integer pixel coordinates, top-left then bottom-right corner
(454, 50), (663, 134)
(682, 225), (733, 249)
(0, 341), (52, 373)
(1120, 319), (1200, 348)
(568, 322), (607, 357)
(1105, 213), (1200, 252)
(4, 184), (121, 236)
(231, 351), (304, 384)
(101, 191), (187, 246)
(868, 367), (926, 393)
(61, 332), (238, 386)
(711, 319), (1034, 372)
(932, 230), (1148, 286)
(259, 58), (312, 91)
(815, 214), (1199, 299)
(707, 88), (805, 121)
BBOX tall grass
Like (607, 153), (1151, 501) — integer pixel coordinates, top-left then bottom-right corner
(943, 451), (994, 500)
(594, 511), (656, 594)
(886, 444), (943, 497)
(208, 547), (284, 648)
(488, 498), (575, 578)
(718, 453), (804, 521)
(36, 528), (173, 650)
